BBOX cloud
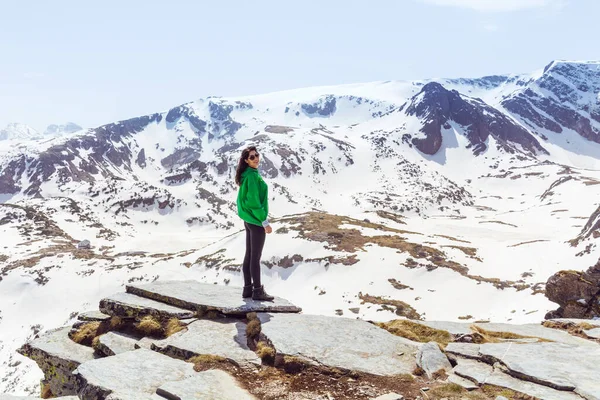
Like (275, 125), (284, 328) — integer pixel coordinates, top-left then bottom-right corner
(419, 0), (566, 12)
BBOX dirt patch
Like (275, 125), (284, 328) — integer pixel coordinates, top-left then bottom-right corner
(376, 210), (407, 225)
(358, 293), (422, 320)
(442, 245), (482, 262)
(388, 278), (413, 290)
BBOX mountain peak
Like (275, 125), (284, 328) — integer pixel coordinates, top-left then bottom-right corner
(44, 122), (83, 136)
(0, 123), (41, 141)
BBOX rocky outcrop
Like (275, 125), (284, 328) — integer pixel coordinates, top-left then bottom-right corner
(16, 327), (95, 397)
(126, 280), (302, 315)
(12, 280), (600, 400)
(545, 258), (600, 319)
(300, 95), (337, 117)
(503, 61), (600, 144)
(405, 82), (547, 156)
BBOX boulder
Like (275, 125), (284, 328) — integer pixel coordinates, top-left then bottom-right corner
(415, 342), (452, 379)
(545, 259), (600, 319)
(17, 326), (95, 397)
(126, 280), (301, 315)
(258, 313), (418, 376)
(74, 349), (195, 399)
(99, 291), (195, 319)
(150, 319), (260, 367)
(472, 322), (595, 346)
(155, 369), (256, 399)
(370, 393), (404, 400)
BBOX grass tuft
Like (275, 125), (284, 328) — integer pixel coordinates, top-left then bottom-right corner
(136, 315), (163, 336)
(377, 319), (453, 347)
(246, 319), (262, 338)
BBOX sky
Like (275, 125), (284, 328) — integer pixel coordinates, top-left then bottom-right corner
(0, 0), (598, 132)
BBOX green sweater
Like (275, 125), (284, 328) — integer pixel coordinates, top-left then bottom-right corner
(237, 167), (269, 227)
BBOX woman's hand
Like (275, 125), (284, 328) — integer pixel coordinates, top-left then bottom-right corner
(265, 225), (273, 234)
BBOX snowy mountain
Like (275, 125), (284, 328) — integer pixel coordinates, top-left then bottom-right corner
(0, 122), (82, 142)
(43, 122), (83, 137)
(0, 123), (42, 141)
(2, 60), (600, 394)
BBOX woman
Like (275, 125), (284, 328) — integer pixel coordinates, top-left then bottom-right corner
(235, 145), (274, 301)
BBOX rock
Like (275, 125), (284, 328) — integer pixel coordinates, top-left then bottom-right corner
(77, 310), (111, 322)
(17, 326), (95, 397)
(452, 358), (581, 400)
(97, 332), (139, 356)
(99, 291), (195, 319)
(445, 343), (481, 359)
(371, 393), (404, 400)
(446, 373), (478, 390)
(150, 319), (260, 367)
(479, 341), (600, 398)
(495, 397), (509, 400)
(452, 357), (493, 384)
(156, 369), (257, 399)
(485, 369), (584, 400)
(74, 349), (195, 399)
(416, 342), (452, 379)
(77, 239), (91, 249)
(545, 259), (600, 319)
(473, 321), (595, 346)
(258, 313), (418, 376)
(126, 280), (301, 315)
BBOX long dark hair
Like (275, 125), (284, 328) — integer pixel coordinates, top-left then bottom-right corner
(235, 145), (257, 186)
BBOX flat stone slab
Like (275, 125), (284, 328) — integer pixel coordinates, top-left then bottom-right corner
(99, 291), (195, 319)
(258, 313), (418, 376)
(447, 373), (479, 390)
(150, 319), (260, 366)
(473, 322), (595, 346)
(97, 332), (139, 356)
(452, 358), (581, 400)
(156, 370), (257, 399)
(74, 348), (196, 399)
(18, 326), (95, 365)
(485, 369), (584, 400)
(127, 280), (301, 315)
(453, 357), (493, 384)
(479, 342), (600, 399)
(78, 310), (112, 322)
(445, 343), (482, 359)
(17, 326), (95, 396)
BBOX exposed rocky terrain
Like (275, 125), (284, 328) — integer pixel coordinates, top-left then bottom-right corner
(1, 60), (600, 396)
(5, 281), (600, 399)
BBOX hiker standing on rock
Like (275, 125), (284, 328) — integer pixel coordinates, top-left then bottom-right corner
(235, 145), (275, 302)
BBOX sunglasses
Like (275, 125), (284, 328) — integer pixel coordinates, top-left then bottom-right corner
(248, 152), (260, 161)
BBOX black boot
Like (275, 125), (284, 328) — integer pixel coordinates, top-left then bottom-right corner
(242, 285), (253, 299)
(252, 285), (275, 302)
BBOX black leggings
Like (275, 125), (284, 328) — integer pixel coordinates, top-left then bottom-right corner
(243, 222), (266, 288)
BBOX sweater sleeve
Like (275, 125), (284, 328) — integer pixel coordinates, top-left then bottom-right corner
(244, 173), (269, 226)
